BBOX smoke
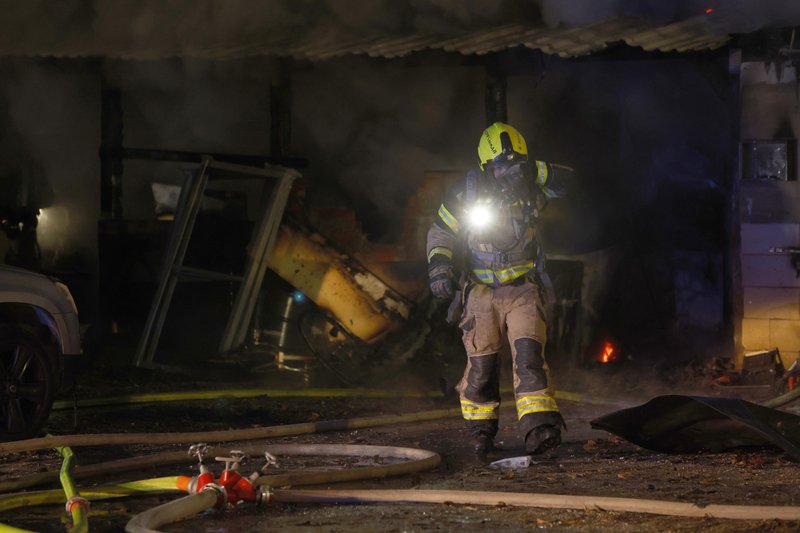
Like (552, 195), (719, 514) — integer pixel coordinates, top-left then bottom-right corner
(0, 0), (91, 53)
(0, 0), (797, 342)
(292, 56), (484, 240)
(0, 59), (100, 295)
(539, 0), (800, 31)
(91, 0), (542, 45)
(1, 0), (800, 61)
(0, 1), (542, 60)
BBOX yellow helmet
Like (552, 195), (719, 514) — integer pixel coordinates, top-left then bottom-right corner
(477, 122), (528, 170)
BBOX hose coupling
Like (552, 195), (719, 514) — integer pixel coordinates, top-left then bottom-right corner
(202, 482), (228, 509)
(255, 486), (272, 506)
(65, 495), (90, 514)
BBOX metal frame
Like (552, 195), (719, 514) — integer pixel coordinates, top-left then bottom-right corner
(134, 157), (298, 367)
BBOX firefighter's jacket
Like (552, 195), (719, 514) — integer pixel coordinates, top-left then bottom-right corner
(426, 160), (564, 286)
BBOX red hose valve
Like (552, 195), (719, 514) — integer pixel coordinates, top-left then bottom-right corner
(177, 443), (217, 494)
(229, 474), (259, 503)
(218, 467), (242, 491)
(177, 466), (216, 494)
(216, 450), (258, 505)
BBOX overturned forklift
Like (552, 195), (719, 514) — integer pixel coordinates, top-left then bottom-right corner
(255, 220), (423, 386)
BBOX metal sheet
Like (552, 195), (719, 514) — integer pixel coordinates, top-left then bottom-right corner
(590, 394), (800, 460)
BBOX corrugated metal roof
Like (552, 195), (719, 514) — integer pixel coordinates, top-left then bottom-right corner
(286, 14), (731, 60)
(0, 14), (734, 61)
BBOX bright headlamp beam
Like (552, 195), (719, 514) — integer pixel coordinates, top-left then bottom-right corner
(467, 205), (493, 229)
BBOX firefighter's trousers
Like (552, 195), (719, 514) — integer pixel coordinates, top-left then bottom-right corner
(455, 277), (564, 441)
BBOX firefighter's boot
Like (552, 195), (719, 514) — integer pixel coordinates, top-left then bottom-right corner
(467, 420), (498, 462)
(524, 424), (561, 455)
(472, 431), (495, 458)
(458, 351), (501, 462)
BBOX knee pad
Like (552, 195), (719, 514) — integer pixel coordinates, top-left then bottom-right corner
(513, 338), (548, 391)
(464, 353), (500, 402)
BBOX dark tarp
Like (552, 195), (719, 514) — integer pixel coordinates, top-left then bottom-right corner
(590, 395), (800, 460)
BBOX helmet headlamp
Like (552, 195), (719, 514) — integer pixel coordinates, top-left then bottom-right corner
(467, 205), (494, 230)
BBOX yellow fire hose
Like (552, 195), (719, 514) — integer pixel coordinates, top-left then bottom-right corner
(57, 447), (88, 533)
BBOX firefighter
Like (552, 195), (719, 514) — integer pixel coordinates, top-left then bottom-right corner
(426, 122), (570, 458)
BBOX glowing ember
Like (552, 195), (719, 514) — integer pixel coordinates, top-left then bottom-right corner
(598, 340), (617, 363)
(705, 8), (714, 14)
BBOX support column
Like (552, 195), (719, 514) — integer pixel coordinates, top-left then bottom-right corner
(485, 55), (507, 125)
(270, 58), (292, 158)
(100, 86), (123, 220)
(727, 48), (744, 368)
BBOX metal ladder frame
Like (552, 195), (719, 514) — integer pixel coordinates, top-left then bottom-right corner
(134, 156), (299, 367)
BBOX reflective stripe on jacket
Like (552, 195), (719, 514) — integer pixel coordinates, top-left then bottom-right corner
(425, 167), (545, 287)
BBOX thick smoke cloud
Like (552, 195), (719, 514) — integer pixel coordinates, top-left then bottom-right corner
(0, 0), (540, 57)
(2, 0), (800, 58)
(292, 57), (484, 239)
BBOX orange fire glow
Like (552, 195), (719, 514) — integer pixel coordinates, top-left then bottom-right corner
(598, 340), (617, 363)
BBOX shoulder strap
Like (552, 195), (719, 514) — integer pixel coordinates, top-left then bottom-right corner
(466, 170), (478, 205)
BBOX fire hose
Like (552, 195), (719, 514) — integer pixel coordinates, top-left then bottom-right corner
(3, 427), (800, 532)
(57, 447), (88, 533)
(3, 388), (800, 530)
(0, 443), (441, 532)
(4, 439), (785, 533)
(123, 486), (800, 532)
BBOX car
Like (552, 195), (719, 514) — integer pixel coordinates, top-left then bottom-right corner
(0, 263), (81, 440)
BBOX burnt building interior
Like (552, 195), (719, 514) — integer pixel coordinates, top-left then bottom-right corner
(3, 1), (800, 531)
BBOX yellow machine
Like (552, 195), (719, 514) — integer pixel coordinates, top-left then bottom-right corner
(268, 223), (411, 346)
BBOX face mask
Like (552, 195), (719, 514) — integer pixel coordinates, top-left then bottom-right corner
(490, 162), (532, 199)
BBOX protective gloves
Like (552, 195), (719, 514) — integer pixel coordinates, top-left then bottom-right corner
(428, 263), (456, 300)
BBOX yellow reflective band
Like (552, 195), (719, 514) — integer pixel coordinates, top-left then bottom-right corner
(517, 395), (558, 409)
(437, 204), (460, 233)
(472, 269), (495, 282)
(494, 262), (534, 282)
(472, 262), (534, 285)
(464, 406), (498, 414)
(535, 160), (549, 186)
(427, 247), (453, 262)
(462, 412), (499, 420)
(516, 395), (559, 419)
(460, 399), (499, 420)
